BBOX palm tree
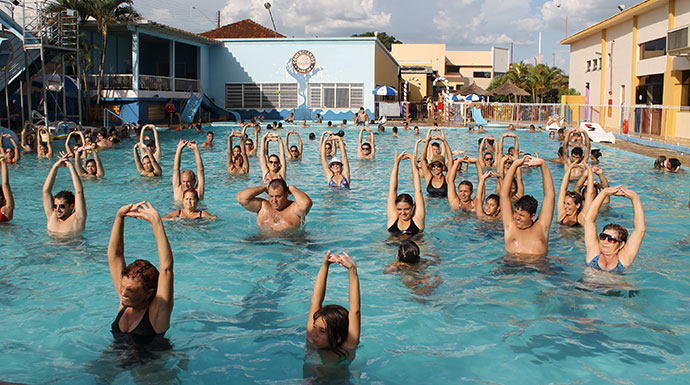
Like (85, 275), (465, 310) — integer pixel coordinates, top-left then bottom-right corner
(87, 0), (140, 107)
(488, 62), (573, 103)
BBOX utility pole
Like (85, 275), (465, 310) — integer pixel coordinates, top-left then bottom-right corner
(216, 11), (220, 28)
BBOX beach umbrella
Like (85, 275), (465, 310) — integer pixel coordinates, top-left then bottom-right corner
(458, 82), (490, 96)
(450, 94), (462, 101)
(372, 86), (397, 96)
(465, 94), (481, 102)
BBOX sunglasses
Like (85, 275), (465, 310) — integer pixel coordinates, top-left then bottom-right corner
(362, 147), (371, 151)
(484, 157), (494, 162)
(599, 232), (621, 243)
(268, 160), (280, 165)
(53, 204), (67, 210)
(431, 163), (443, 168)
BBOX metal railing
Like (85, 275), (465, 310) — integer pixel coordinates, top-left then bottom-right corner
(139, 74), (172, 91)
(86, 74), (200, 93)
(87, 74), (132, 90)
(174, 77), (200, 92)
(103, 108), (123, 128)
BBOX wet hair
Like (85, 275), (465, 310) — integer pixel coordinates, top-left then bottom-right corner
(486, 193), (500, 205)
(431, 143), (440, 149)
(478, 138), (494, 146)
(268, 154), (282, 170)
(181, 170), (197, 186)
(313, 304), (349, 355)
(207, 131), (214, 137)
(337, 130), (345, 137)
(591, 149), (602, 159)
(342, 119), (347, 124)
(309, 133), (316, 140)
(557, 146), (564, 157)
(558, 128), (564, 135)
(54, 190), (75, 206)
(459, 180), (474, 193)
(395, 193), (414, 206)
(327, 121), (332, 127)
(514, 195), (538, 215)
(183, 188), (199, 200)
(233, 154), (244, 165)
(602, 223), (628, 243)
(85, 159), (96, 170)
(233, 145), (241, 152)
(413, 126), (419, 130)
(669, 158), (681, 170)
(654, 155), (666, 169)
(121, 259), (159, 300)
(398, 240), (420, 264)
(361, 142), (371, 150)
(268, 178), (288, 194)
(392, 126), (398, 134)
(290, 145), (299, 152)
(571, 147), (583, 157)
(565, 191), (584, 213)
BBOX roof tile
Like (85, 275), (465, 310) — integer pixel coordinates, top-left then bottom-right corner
(200, 19), (285, 39)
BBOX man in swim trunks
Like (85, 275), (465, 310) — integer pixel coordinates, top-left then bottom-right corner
(354, 107), (368, 126)
(173, 139), (205, 201)
(42, 153), (87, 233)
(201, 131), (214, 148)
(236, 179), (312, 232)
(500, 155), (555, 256)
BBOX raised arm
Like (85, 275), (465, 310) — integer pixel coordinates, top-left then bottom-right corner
(67, 156), (86, 223)
(20, 123), (33, 152)
(447, 157), (463, 208)
(320, 134), (332, 179)
(440, 137), (453, 170)
(582, 128), (591, 164)
(419, 135), (432, 182)
(133, 143), (145, 173)
(188, 141), (205, 200)
(584, 186), (618, 260)
(357, 127), (365, 158)
(308, 251), (333, 336)
(616, 188), (645, 266)
(236, 185), (266, 213)
(477, 138), (488, 169)
(259, 133), (269, 175)
(42, 156), (65, 218)
(411, 153), (425, 230)
(368, 129), (375, 158)
(338, 252), (360, 349)
(337, 136), (350, 182)
(500, 157), (525, 226)
(107, 204), (133, 296)
(92, 146), (105, 177)
(296, 132), (303, 160)
(387, 151), (407, 227)
(73, 148), (87, 175)
(172, 139), (185, 190)
(475, 171), (491, 216)
(562, 129), (573, 166)
(528, 157), (555, 230)
(43, 129), (53, 159)
(285, 131), (292, 158)
(288, 184), (313, 217)
(275, 135), (287, 180)
(557, 163), (575, 221)
(0, 159), (13, 220)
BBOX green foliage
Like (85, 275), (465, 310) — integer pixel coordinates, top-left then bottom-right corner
(351, 32), (401, 51)
(488, 62), (575, 103)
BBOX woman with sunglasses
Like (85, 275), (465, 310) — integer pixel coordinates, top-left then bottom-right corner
(584, 186), (645, 272)
(320, 134), (350, 189)
(357, 127), (375, 159)
(387, 151), (425, 235)
(557, 163), (595, 227)
(259, 132), (286, 184)
(415, 130), (452, 198)
(285, 131), (303, 161)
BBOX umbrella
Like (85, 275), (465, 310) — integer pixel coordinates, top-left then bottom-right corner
(450, 94), (462, 101)
(458, 82), (490, 96)
(1, 126), (18, 150)
(32, 74), (79, 93)
(372, 86), (397, 96)
(489, 80), (529, 97)
(465, 94), (481, 102)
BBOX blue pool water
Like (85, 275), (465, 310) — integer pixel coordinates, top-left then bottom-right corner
(1, 124), (690, 384)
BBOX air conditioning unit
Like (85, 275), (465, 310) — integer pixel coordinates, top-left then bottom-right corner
(668, 25), (690, 56)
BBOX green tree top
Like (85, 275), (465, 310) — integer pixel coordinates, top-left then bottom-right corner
(351, 32), (401, 51)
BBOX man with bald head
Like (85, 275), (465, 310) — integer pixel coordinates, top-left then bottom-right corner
(173, 139), (205, 201)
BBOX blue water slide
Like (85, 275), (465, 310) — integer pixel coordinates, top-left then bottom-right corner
(181, 93), (202, 123)
(201, 94), (240, 122)
(471, 107), (488, 125)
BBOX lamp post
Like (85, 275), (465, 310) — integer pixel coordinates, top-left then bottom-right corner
(191, 6), (215, 28)
(555, 3), (568, 39)
(264, 2), (277, 38)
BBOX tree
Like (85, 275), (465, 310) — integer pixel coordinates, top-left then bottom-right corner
(351, 32), (401, 51)
(87, 0), (141, 107)
(488, 62), (576, 103)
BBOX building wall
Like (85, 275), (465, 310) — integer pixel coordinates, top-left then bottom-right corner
(208, 37), (387, 121)
(374, 42), (400, 88)
(391, 44), (446, 76)
(568, 33), (603, 106)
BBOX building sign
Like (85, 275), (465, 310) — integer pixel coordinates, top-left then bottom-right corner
(291, 50), (316, 74)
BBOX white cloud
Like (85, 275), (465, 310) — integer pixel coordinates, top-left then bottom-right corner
(149, 8), (174, 21)
(220, 0), (391, 37)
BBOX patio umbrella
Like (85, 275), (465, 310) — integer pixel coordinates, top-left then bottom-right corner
(489, 79), (529, 103)
(450, 94), (462, 101)
(465, 94), (481, 102)
(458, 82), (490, 97)
(372, 86), (397, 96)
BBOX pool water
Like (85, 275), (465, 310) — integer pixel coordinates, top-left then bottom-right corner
(1, 124), (690, 384)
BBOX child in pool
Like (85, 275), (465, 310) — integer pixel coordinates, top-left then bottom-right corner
(384, 240), (442, 295)
(305, 251), (360, 367)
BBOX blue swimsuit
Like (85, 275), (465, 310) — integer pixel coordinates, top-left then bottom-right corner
(328, 175), (350, 189)
(587, 254), (624, 273)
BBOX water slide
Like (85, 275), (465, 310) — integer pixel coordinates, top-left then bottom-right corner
(471, 107), (488, 125)
(180, 93), (202, 123)
(580, 122), (616, 144)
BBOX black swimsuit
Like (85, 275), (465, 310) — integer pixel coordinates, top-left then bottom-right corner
(111, 307), (160, 340)
(426, 179), (448, 198)
(388, 218), (421, 235)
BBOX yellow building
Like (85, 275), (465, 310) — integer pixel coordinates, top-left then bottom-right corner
(562, 0), (690, 144)
(391, 43), (510, 101)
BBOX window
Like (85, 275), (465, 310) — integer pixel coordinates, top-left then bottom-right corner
(473, 71), (492, 78)
(640, 37), (666, 60)
(225, 83), (298, 109)
(309, 83), (364, 109)
(586, 60), (591, 72)
(592, 59), (598, 71)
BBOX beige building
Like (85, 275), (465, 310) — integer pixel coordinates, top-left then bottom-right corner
(390, 43), (510, 101)
(562, 0), (690, 143)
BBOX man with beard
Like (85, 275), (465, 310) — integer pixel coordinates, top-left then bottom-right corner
(42, 153), (86, 234)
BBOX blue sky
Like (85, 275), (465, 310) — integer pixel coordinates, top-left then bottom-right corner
(135, 0), (643, 73)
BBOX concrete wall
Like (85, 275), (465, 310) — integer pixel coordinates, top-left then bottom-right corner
(391, 44), (446, 76)
(209, 37), (386, 121)
(374, 42), (400, 88)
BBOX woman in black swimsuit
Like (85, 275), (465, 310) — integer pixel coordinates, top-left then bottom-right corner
(387, 151), (425, 235)
(163, 189), (217, 220)
(107, 201), (174, 341)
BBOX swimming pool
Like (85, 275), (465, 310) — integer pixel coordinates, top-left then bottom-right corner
(1, 123), (690, 384)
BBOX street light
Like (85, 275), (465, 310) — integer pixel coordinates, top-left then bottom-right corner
(555, 3), (568, 39)
(264, 2), (278, 38)
(191, 6), (215, 27)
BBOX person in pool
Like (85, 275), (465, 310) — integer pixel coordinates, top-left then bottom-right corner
(447, 156), (475, 211)
(500, 155), (555, 256)
(133, 142), (162, 177)
(474, 171), (501, 219)
(172, 139), (205, 202)
(305, 250), (360, 367)
(354, 107), (368, 126)
(286, 131), (303, 161)
(108, 201), (174, 342)
(227, 131), (249, 175)
(0, 155), (14, 222)
(201, 131), (214, 148)
(42, 153), (87, 234)
(285, 112), (295, 123)
(384, 240), (442, 296)
(2, 133), (19, 164)
(74, 145), (105, 178)
(163, 189), (217, 220)
(557, 163), (595, 227)
(416, 132), (452, 198)
(387, 151), (425, 235)
(320, 134), (350, 189)
(357, 127), (375, 159)
(236, 179), (312, 232)
(139, 124), (161, 162)
(653, 155), (682, 172)
(36, 127), (53, 159)
(241, 125), (260, 157)
(260, 132), (287, 184)
(584, 186), (645, 272)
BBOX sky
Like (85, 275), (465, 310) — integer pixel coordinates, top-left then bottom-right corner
(134, 0), (644, 73)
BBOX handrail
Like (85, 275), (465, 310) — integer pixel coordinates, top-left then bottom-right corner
(104, 108), (124, 128)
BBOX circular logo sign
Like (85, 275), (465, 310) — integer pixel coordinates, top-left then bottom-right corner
(291, 50), (316, 74)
